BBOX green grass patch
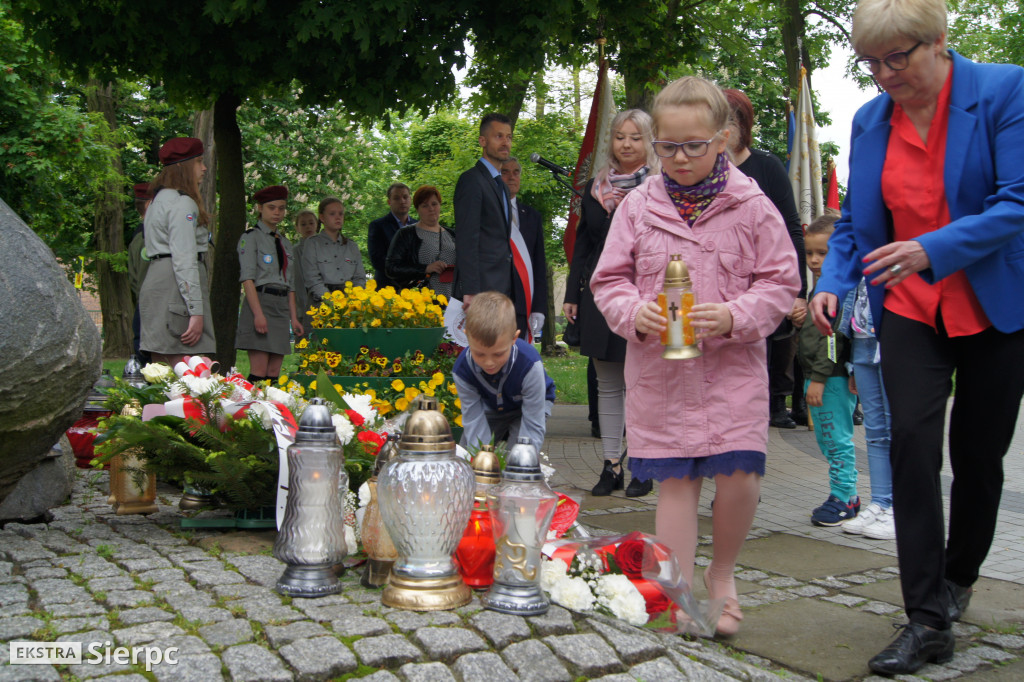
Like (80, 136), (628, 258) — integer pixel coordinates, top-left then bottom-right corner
(541, 350), (589, 405)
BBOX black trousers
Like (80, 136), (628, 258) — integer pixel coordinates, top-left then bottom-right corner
(879, 311), (1024, 629)
(766, 333), (796, 398)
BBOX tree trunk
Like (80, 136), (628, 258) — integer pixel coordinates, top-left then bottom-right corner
(623, 73), (653, 112)
(86, 80), (133, 359)
(193, 107), (217, 248)
(533, 68), (548, 119)
(210, 92), (245, 367)
(779, 0), (805, 97)
(505, 70), (534, 130)
(572, 63), (581, 126)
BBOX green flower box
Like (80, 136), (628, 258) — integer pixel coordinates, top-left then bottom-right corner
(312, 327), (446, 359)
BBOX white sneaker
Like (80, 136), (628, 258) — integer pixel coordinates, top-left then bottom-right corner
(842, 502), (883, 535)
(863, 506), (896, 540)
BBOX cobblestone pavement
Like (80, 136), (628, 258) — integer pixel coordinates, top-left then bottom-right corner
(1, 401), (1022, 680)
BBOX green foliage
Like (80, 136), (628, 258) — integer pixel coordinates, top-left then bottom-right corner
(949, 0), (1024, 65)
(0, 1), (116, 261)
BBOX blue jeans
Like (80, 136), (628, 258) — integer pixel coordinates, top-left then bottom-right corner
(806, 376), (858, 502)
(851, 336), (892, 509)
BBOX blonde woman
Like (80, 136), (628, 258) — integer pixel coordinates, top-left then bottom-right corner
(563, 109), (660, 497)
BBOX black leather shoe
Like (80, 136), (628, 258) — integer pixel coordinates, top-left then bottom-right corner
(591, 422), (601, 439)
(769, 396), (797, 428)
(791, 398), (808, 426)
(868, 622), (954, 676)
(853, 404), (864, 425)
(625, 477), (653, 497)
(592, 459), (624, 496)
(946, 579), (973, 622)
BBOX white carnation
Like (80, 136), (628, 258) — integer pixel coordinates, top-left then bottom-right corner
(549, 575), (595, 612)
(343, 393), (376, 423)
(332, 413), (355, 445)
(540, 558), (569, 592)
(265, 386), (295, 409)
(140, 363), (174, 383)
(595, 574), (648, 626)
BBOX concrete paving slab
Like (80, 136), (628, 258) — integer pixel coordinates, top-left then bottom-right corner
(961, 657), (1024, 680)
(959, 578), (1024, 627)
(738, 533), (895, 580)
(841, 576), (903, 606)
(730, 597), (897, 681)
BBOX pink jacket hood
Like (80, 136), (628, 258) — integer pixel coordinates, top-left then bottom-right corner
(591, 167), (800, 458)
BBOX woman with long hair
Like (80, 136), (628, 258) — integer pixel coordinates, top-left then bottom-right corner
(563, 109), (660, 497)
(139, 137), (215, 366)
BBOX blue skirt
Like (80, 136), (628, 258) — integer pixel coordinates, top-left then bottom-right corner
(629, 450), (765, 482)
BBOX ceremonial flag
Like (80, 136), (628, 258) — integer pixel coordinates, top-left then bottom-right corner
(564, 58), (615, 262)
(788, 67), (824, 230)
(826, 162), (840, 210)
(785, 107), (795, 172)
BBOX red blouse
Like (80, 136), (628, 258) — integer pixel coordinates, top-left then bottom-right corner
(880, 65), (990, 336)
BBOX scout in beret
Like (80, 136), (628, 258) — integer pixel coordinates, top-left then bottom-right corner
(236, 185), (303, 384)
(138, 138), (215, 366)
(300, 196), (366, 302)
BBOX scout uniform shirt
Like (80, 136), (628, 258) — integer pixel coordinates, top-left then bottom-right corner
(237, 221), (296, 291)
(300, 232), (366, 299)
(144, 189), (209, 316)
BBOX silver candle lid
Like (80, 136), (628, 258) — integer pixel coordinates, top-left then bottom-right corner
(502, 438), (543, 482)
(295, 398), (337, 443)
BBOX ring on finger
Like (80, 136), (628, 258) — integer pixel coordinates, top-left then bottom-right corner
(889, 263), (903, 276)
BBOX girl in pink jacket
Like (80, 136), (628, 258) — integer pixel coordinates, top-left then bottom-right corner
(591, 76), (799, 636)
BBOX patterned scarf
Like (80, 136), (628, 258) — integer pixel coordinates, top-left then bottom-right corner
(592, 165), (650, 213)
(663, 153), (731, 227)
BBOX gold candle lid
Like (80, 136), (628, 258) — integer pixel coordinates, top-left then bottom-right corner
(470, 445), (502, 500)
(664, 254), (691, 288)
(398, 395), (455, 452)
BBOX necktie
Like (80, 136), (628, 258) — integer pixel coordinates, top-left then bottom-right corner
(272, 233), (288, 279)
(495, 175), (509, 222)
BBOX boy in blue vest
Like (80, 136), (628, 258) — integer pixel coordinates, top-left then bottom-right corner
(453, 291), (555, 449)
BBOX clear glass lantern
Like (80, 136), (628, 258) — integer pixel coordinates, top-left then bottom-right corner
(482, 438), (558, 615)
(274, 398), (348, 597)
(378, 396), (475, 610)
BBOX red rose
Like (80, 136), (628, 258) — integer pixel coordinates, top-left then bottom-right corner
(345, 409), (365, 426)
(633, 579), (673, 616)
(614, 539), (654, 580)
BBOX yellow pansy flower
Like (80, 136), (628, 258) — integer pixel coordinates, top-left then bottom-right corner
(391, 379), (405, 392)
(404, 387), (420, 402)
(430, 372), (444, 387)
(395, 397), (409, 412)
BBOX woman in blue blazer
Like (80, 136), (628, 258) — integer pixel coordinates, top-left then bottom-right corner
(810, 0), (1024, 675)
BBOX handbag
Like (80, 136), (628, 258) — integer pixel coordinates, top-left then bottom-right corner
(562, 320), (581, 347)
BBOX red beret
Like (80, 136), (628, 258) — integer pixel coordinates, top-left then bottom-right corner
(158, 137), (204, 166)
(253, 185), (288, 204)
(133, 183), (152, 200)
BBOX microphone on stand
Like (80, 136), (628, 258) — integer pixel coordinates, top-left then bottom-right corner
(529, 153), (572, 177)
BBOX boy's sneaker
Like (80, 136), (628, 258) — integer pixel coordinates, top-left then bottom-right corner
(812, 495), (859, 527)
(843, 502), (883, 535)
(862, 506), (896, 540)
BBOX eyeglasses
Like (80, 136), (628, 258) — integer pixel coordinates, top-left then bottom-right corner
(652, 133), (722, 159)
(855, 42), (923, 75)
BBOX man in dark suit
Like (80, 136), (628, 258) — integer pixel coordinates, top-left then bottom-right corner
(367, 182), (413, 289)
(501, 157), (548, 342)
(453, 113), (514, 308)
